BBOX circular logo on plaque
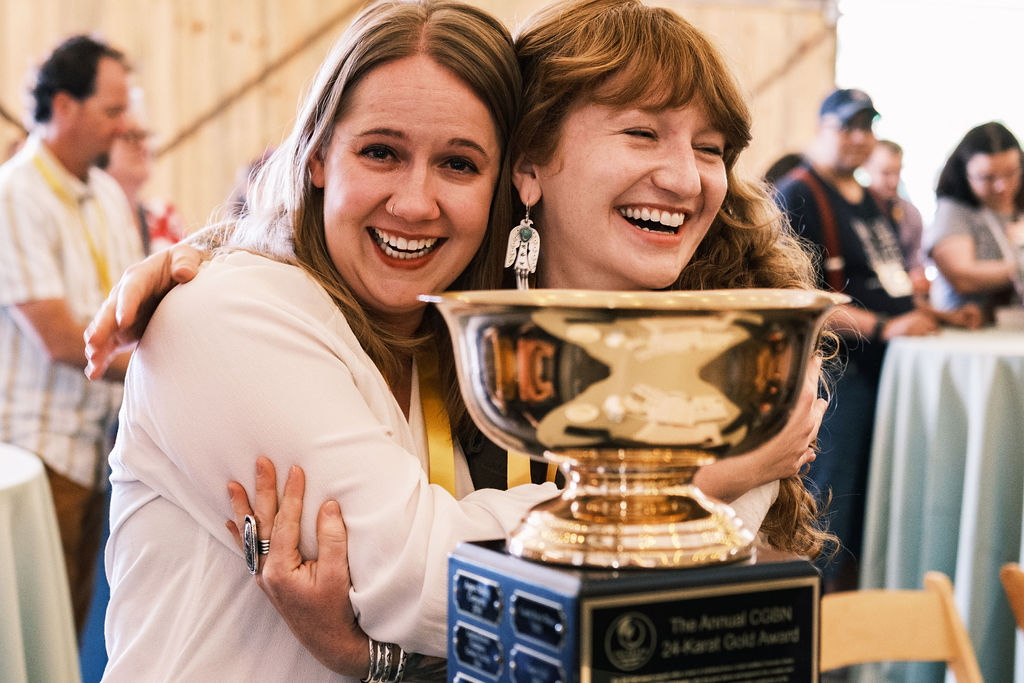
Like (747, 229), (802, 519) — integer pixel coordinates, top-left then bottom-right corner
(604, 611), (657, 671)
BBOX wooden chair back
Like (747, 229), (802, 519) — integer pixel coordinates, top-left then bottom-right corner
(819, 570), (982, 682)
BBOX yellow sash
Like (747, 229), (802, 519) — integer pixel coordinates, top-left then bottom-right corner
(507, 452), (558, 488)
(32, 153), (112, 294)
(417, 348), (457, 497)
(418, 349), (559, 494)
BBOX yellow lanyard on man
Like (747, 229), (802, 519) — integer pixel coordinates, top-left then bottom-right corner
(32, 153), (113, 294)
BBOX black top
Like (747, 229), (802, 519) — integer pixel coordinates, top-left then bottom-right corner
(462, 426), (562, 491)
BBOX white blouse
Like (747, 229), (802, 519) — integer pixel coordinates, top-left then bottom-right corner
(103, 252), (556, 681)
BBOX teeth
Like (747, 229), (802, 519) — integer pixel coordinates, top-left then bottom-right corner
(619, 207), (685, 229)
(370, 228), (439, 259)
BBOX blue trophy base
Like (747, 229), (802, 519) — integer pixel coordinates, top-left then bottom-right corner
(447, 540), (820, 683)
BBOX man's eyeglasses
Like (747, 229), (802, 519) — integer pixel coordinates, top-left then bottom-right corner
(840, 120), (874, 133)
(823, 113), (875, 134)
(839, 110), (877, 133)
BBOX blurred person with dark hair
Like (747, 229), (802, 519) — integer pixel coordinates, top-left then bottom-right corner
(927, 121), (1024, 319)
(0, 34), (143, 634)
(98, 90), (184, 254)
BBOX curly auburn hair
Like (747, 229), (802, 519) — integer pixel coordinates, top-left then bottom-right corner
(511, 0), (833, 558)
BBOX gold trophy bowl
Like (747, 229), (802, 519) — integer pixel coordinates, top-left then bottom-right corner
(424, 289), (845, 569)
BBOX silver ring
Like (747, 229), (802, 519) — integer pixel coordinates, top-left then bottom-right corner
(258, 539), (271, 555)
(387, 201), (397, 217)
(243, 514), (263, 575)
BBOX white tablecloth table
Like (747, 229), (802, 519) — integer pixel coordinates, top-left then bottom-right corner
(860, 328), (1024, 682)
(0, 443), (81, 683)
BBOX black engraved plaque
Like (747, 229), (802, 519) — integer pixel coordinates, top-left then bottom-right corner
(456, 570), (504, 625)
(454, 622), (505, 678)
(511, 592), (567, 651)
(510, 646), (566, 683)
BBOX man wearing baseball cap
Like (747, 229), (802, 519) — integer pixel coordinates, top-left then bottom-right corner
(773, 88), (975, 593)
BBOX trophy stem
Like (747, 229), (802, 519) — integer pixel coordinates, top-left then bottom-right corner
(507, 456), (754, 568)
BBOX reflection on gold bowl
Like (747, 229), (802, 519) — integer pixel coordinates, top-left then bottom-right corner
(424, 289), (846, 568)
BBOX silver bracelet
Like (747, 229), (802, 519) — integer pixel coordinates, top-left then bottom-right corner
(362, 639), (380, 683)
(394, 648), (408, 682)
(361, 638), (407, 683)
(382, 640), (394, 681)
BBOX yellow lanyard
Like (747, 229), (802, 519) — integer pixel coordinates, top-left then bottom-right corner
(32, 154), (112, 294)
(506, 451), (558, 488)
(417, 348), (457, 497)
(418, 349), (558, 493)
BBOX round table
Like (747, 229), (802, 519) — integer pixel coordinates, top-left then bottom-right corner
(0, 444), (81, 683)
(859, 328), (1024, 682)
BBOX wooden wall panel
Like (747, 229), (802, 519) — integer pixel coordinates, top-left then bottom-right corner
(0, 0), (834, 232)
(673, 2), (836, 179)
(0, 0), (362, 231)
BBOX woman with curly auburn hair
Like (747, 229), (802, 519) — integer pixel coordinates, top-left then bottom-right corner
(509, 0), (828, 557)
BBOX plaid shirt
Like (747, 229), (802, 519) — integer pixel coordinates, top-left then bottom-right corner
(0, 135), (143, 487)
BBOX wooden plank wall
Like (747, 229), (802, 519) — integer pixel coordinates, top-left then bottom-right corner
(0, 0), (834, 232)
(0, 0), (365, 232)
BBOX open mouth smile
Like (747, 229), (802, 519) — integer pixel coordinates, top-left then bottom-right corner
(369, 227), (441, 260)
(618, 206), (685, 235)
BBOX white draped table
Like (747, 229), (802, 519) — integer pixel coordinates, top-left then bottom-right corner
(859, 328), (1024, 682)
(0, 443), (80, 683)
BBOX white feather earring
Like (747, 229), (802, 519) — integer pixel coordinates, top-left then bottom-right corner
(504, 205), (540, 290)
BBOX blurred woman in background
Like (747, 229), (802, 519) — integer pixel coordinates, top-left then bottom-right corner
(927, 121), (1024, 319)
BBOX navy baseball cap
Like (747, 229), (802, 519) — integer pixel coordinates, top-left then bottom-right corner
(819, 88), (879, 125)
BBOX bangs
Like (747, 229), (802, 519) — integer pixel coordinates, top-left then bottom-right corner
(577, 5), (752, 163)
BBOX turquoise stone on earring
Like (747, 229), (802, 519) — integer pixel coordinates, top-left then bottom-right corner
(519, 226), (533, 241)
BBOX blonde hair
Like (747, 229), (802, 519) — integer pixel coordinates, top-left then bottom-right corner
(228, 0), (520, 433)
(513, 0), (831, 557)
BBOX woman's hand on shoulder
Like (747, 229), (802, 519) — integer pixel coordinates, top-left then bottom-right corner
(84, 242), (203, 379)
